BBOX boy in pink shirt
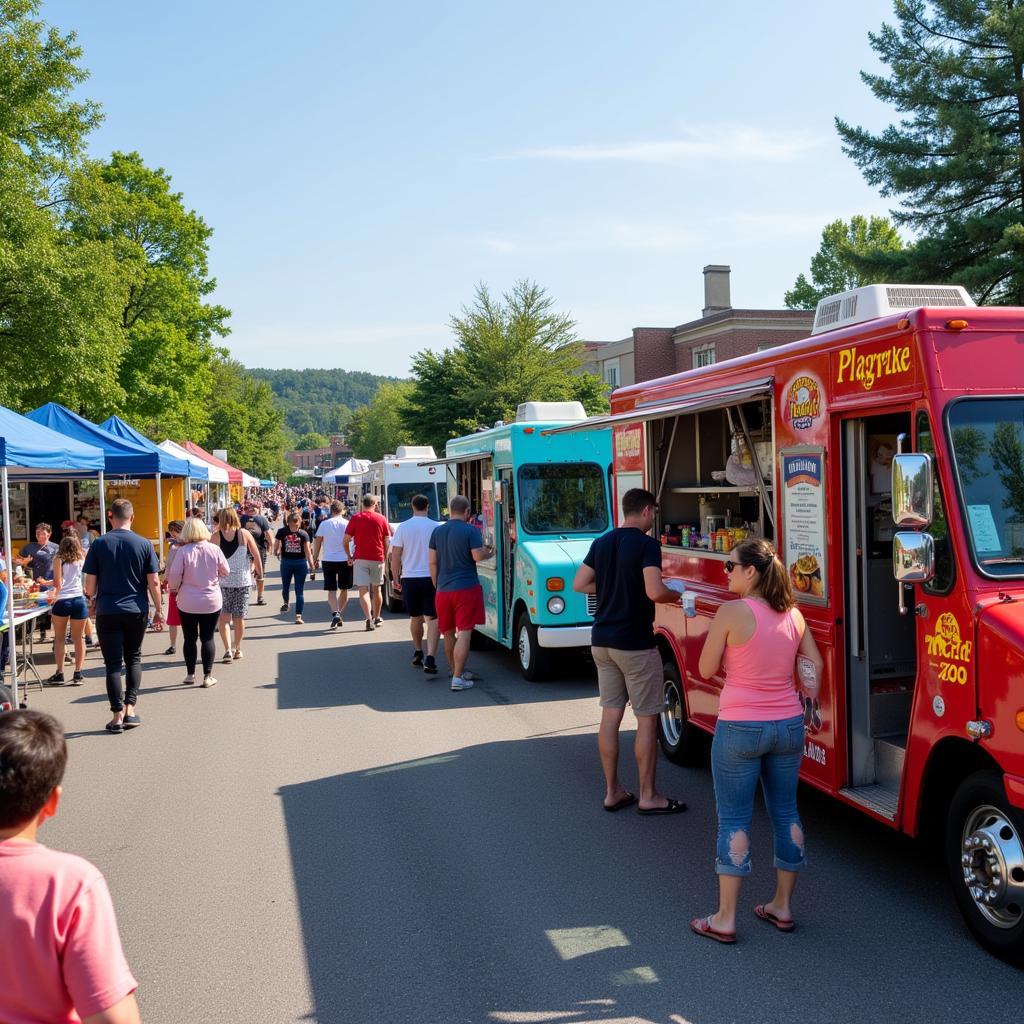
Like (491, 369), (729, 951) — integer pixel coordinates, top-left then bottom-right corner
(0, 710), (140, 1023)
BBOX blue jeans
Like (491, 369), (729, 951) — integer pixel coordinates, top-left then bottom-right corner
(711, 714), (806, 876)
(280, 559), (308, 614)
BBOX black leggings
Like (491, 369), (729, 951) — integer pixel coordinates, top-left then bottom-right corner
(178, 610), (220, 676)
(96, 612), (148, 712)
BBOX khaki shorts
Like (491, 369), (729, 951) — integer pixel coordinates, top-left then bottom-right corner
(353, 559), (385, 587)
(592, 646), (664, 717)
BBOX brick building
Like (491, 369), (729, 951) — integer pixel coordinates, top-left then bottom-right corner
(285, 434), (353, 476)
(583, 265), (815, 387)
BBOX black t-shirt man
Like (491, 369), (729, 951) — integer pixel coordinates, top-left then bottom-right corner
(240, 513), (271, 551)
(582, 527), (662, 650)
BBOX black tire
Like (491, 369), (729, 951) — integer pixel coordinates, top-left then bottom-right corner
(945, 770), (1024, 965)
(384, 573), (404, 614)
(515, 610), (551, 682)
(657, 661), (708, 766)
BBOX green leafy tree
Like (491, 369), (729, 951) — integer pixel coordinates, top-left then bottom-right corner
(204, 358), (290, 478)
(785, 215), (904, 309)
(294, 431), (330, 450)
(404, 281), (608, 452)
(347, 381), (415, 461)
(837, 1), (1024, 303)
(63, 152), (229, 437)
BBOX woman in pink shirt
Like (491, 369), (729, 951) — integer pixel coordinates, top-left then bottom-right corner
(691, 537), (823, 944)
(165, 517), (229, 688)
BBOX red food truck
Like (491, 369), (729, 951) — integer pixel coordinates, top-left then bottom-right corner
(547, 283), (1024, 961)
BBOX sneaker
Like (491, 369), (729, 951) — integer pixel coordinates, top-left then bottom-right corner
(70, 672), (84, 686)
(163, 645), (176, 655)
(201, 675), (217, 688)
(222, 650), (234, 663)
(330, 613), (341, 630)
(450, 677), (475, 692)
(256, 598), (267, 606)
(423, 657), (438, 675)
(46, 672), (65, 686)
(411, 650), (424, 666)
(84, 636), (95, 648)
(373, 616), (383, 626)
(280, 603), (289, 613)
(233, 649), (243, 660)
(365, 620), (375, 631)
(295, 615), (304, 624)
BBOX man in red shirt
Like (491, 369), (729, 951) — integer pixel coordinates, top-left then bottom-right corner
(343, 494), (392, 631)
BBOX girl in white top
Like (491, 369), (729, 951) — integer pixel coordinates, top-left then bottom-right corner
(211, 507), (264, 660)
(47, 534), (88, 685)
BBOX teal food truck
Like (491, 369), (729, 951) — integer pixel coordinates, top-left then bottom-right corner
(421, 402), (613, 679)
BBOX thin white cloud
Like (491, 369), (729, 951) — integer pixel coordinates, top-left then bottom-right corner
(480, 221), (695, 254)
(508, 125), (826, 165)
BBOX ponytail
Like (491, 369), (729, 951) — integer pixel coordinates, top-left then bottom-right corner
(735, 538), (795, 613)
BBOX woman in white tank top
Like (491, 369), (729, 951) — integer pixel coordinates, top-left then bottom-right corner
(47, 534), (90, 686)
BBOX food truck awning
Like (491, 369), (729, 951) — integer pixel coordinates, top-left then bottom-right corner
(100, 415), (195, 478)
(160, 440), (229, 484)
(0, 405), (105, 477)
(26, 402), (175, 477)
(417, 451), (492, 468)
(540, 377), (775, 435)
(180, 441), (244, 485)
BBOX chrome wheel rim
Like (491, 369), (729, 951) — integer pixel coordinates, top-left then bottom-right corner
(517, 623), (531, 670)
(661, 676), (682, 747)
(961, 803), (1024, 929)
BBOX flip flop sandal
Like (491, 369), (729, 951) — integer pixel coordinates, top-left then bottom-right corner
(754, 904), (796, 932)
(638, 798), (688, 816)
(690, 916), (736, 944)
(604, 792), (638, 813)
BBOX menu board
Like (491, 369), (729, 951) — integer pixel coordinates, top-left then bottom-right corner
(780, 446), (827, 605)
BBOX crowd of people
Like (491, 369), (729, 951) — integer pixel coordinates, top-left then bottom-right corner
(0, 479), (824, 1020)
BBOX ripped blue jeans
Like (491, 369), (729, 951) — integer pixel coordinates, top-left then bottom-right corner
(711, 715), (806, 876)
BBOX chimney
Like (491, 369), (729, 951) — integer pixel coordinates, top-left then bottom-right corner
(702, 264), (731, 317)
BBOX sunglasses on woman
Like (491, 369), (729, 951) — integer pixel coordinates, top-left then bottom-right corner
(724, 560), (739, 574)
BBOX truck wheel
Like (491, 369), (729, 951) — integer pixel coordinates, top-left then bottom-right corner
(384, 575), (403, 614)
(658, 662), (706, 766)
(946, 771), (1024, 964)
(516, 611), (550, 682)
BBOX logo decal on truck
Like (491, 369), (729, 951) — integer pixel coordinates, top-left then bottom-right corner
(835, 343), (912, 391)
(925, 612), (972, 685)
(784, 374), (822, 429)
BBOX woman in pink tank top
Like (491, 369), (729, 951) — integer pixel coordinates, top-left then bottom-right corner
(690, 538), (823, 945)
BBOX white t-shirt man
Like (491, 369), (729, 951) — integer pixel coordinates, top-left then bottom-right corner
(315, 515), (351, 562)
(391, 516), (440, 579)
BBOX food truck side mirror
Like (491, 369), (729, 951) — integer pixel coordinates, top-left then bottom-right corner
(893, 531), (935, 585)
(891, 453), (933, 529)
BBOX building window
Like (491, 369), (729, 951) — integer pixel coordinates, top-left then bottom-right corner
(603, 357), (620, 388)
(757, 342), (776, 352)
(692, 344), (716, 368)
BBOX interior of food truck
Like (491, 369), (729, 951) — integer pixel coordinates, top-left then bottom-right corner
(841, 410), (917, 818)
(651, 393), (775, 552)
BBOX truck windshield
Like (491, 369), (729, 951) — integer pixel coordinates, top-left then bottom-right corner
(948, 398), (1024, 577)
(518, 462), (607, 535)
(386, 483), (443, 523)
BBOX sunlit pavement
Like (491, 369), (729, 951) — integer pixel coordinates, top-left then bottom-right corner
(29, 579), (1024, 1024)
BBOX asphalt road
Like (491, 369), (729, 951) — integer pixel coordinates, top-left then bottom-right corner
(27, 570), (1024, 1024)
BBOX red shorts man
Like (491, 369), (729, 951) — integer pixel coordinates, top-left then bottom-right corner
(428, 494), (492, 691)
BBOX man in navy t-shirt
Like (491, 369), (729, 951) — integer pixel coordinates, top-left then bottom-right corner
(574, 487), (686, 815)
(429, 494), (492, 691)
(83, 499), (163, 735)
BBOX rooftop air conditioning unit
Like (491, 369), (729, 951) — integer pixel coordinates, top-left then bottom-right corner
(393, 445), (437, 460)
(516, 401), (587, 423)
(810, 283), (975, 336)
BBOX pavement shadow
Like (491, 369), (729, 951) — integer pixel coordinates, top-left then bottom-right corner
(278, 734), (1024, 1024)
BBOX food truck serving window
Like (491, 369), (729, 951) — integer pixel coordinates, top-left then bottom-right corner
(386, 483), (445, 523)
(948, 398), (1024, 578)
(517, 463), (608, 535)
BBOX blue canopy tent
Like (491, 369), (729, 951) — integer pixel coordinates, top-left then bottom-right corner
(28, 403), (191, 564)
(0, 405), (106, 707)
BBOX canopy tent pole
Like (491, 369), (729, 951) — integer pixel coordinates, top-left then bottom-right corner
(2, 467), (18, 708)
(156, 473), (164, 564)
(98, 471), (106, 533)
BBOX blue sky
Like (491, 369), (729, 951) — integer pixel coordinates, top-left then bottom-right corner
(46, 0), (899, 374)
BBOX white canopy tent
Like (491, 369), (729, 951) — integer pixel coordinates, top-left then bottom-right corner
(323, 458), (370, 484)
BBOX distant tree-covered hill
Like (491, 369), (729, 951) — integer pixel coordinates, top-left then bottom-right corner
(249, 367), (406, 440)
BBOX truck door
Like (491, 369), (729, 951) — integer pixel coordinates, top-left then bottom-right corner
(841, 410), (917, 821)
(498, 469), (515, 640)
